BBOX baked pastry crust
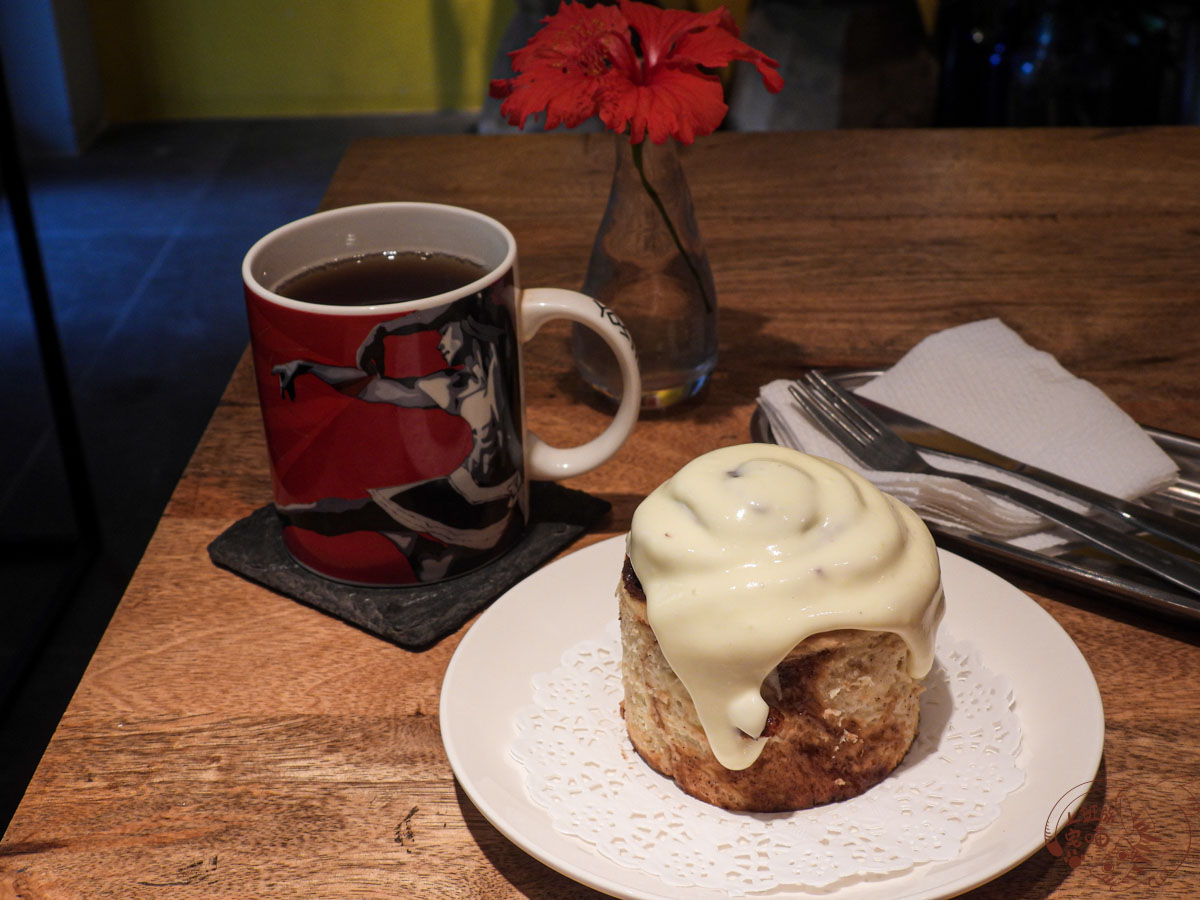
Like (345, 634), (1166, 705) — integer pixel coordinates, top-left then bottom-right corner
(619, 557), (923, 812)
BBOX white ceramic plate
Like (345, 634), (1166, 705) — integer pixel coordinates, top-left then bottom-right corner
(440, 537), (1104, 899)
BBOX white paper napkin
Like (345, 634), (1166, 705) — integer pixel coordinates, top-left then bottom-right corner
(758, 318), (1179, 543)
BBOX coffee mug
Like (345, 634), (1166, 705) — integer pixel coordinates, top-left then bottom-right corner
(243, 202), (639, 585)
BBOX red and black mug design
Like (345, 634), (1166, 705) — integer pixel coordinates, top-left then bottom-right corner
(243, 202), (639, 585)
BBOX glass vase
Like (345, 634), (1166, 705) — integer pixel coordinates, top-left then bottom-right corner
(572, 135), (717, 409)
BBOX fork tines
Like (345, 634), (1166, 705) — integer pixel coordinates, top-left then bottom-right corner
(801, 370), (886, 437)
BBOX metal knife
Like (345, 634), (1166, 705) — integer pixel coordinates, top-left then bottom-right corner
(852, 392), (1200, 557)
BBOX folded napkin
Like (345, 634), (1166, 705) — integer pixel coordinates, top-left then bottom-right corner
(759, 318), (1178, 544)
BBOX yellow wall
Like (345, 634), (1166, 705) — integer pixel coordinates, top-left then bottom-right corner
(87, 0), (516, 120)
(85, 0), (760, 122)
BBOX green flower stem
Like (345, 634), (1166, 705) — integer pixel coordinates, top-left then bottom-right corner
(631, 140), (715, 314)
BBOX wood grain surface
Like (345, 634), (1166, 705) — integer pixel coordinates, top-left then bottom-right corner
(3, 128), (1199, 898)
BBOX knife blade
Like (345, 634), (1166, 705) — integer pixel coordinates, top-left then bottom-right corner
(851, 392), (1200, 557)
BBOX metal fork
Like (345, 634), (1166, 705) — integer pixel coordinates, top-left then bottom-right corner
(789, 370), (1200, 600)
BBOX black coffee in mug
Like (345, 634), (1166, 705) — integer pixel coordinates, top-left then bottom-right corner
(243, 201), (640, 586)
(276, 251), (491, 306)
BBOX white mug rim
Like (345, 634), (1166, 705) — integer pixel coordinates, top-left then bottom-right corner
(242, 201), (518, 316)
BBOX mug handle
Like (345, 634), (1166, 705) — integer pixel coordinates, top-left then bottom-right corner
(520, 288), (640, 480)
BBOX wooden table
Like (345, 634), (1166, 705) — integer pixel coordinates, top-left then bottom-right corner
(3, 129), (1199, 897)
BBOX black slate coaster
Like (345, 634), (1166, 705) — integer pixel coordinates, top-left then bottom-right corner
(207, 482), (611, 650)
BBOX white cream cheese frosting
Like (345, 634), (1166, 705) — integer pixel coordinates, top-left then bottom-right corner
(627, 444), (944, 771)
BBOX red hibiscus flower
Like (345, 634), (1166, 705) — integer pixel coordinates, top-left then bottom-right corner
(490, 1), (783, 145)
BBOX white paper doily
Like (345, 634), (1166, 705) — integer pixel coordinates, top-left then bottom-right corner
(511, 623), (1024, 895)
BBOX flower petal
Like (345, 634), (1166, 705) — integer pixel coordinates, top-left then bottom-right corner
(674, 26), (784, 94)
(511, 1), (628, 76)
(617, 0), (721, 74)
(493, 1), (632, 130)
(506, 71), (607, 131)
(600, 66), (726, 145)
(618, 0), (783, 95)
